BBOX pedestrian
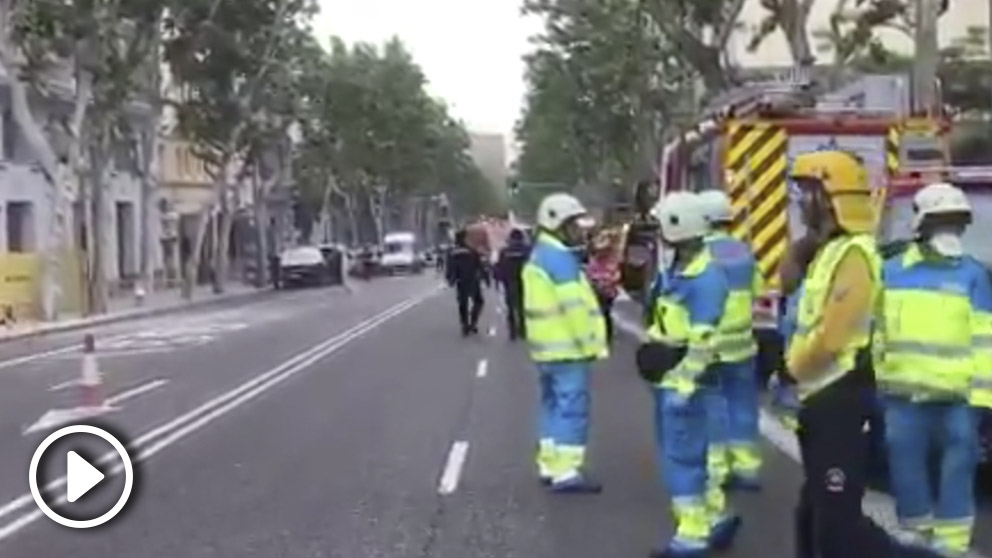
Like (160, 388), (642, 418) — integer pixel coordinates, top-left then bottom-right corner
(523, 193), (607, 493)
(585, 231), (620, 343)
(494, 229), (529, 341)
(785, 150), (944, 558)
(638, 191), (740, 558)
(445, 229), (488, 336)
(874, 182), (992, 557)
(696, 189), (763, 493)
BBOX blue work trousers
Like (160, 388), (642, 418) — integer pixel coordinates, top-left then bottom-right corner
(654, 386), (709, 500)
(706, 359), (759, 447)
(537, 361), (591, 447)
(883, 396), (979, 526)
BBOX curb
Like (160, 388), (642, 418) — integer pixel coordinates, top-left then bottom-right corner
(0, 288), (277, 345)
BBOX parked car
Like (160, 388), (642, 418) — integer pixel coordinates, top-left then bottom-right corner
(278, 246), (334, 288)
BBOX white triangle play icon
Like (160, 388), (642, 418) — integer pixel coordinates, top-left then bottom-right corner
(66, 451), (105, 503)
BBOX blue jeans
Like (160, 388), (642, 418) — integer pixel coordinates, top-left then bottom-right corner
(537, 361), (591, 446)
(883, 396), (978, 525)
(654, 386), (708, 499)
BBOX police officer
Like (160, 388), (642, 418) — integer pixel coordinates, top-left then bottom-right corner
(446, 229), (489, 336)
(696, 189), (763, 492)
(786, 150), (946, 558)
(524, 193), (607, 493)
(875, 182), (992, 557)
(641, 192), (740, 558)
(495, 229), (530, 340)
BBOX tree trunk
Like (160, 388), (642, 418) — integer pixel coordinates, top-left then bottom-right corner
(87, 129), (110, 315)
(182, 207), (212, 300)
(136, 127), (158, 294)
(212, 189), (231, 294)
(344, 193), (359, 245)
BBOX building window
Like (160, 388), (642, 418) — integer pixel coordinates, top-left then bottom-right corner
(6, 201), (35, 252)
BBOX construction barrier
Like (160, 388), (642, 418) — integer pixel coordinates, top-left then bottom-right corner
(0, 250), (84, 322)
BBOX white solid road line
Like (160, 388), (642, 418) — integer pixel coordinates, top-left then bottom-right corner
(0, 346), (78, 371)
(476, 359), (488, 378)
(105, 379), (169, 406)
(438, 441), (470, 495)
(0, 288), (440, 541)
(612, 314), (990, 558)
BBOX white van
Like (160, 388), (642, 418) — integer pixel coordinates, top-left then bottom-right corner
(380, 232), (424, 275)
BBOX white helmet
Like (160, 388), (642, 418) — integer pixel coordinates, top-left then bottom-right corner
(652, 191), (708, 243)
(536, 193), (589, 231)
(912, 182), (972, 232)
(696, 189), (733, 225)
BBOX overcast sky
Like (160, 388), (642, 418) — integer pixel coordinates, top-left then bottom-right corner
(314, 0), (541, 149)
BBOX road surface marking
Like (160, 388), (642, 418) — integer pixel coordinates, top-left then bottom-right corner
(24, 379), (170, 435)
(0, 347), (78, 371)
(105, 379), (169, 406)
(613, 313), (991, 558)
(476, 359), (488, 378)
(488, 326), (496, 337)
(0, 287), (440, 540)
(48, 378), (80, 391)
(438, 441), (470, 495)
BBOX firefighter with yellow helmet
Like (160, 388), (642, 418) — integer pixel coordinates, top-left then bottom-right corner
(637, 191), (740, 558)
(786, 150), (945, 558)
(695, 189), (764, 492)
(874, 181), (992, 557)
(523, 192), (608, 493)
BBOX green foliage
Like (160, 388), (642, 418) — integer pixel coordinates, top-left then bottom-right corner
(292, 36), (500, 230)
(162, 0), (319, 170)
(515, 0), (677, 215)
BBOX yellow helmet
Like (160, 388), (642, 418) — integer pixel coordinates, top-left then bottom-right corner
(790, 150), (874, 234)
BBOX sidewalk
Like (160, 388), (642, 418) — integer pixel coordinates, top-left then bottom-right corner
(0, 283), (271, 344)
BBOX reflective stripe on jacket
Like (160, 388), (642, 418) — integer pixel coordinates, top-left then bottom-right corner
(646, 248), (728, 395)
(875, 243), (992, 406)
(790, 234), (881, 400)
(706, 232), (762, 362)
(523, 232), (608, 363)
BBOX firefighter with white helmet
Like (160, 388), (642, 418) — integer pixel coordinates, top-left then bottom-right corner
(637, 191), (740, 557)
(874, 181), (992, 557)
(523, 192), (608, 493)
(695, 189), (764, 492)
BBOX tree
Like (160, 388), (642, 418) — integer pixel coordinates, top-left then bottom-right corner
(292, 37), (498, 246)
(0, 0), (166, 317)
(515, 0), (685, 216)
(163, 0), (318, 297)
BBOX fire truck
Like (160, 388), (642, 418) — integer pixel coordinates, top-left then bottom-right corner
(624, 79), (950, 380)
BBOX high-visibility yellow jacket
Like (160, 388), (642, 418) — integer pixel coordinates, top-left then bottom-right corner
(874, 243), (992, 407)
(647, 248), (728, 395)
(788, 234), (881, 400)
(523, 232), (608, 363)
(705, 231), (762, 363)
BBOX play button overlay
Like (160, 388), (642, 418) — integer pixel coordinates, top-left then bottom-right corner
(29, 424), (133, 529)
(66, 451), (105, 502)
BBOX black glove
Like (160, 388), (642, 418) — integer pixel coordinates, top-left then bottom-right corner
(635, 342), (687, 384)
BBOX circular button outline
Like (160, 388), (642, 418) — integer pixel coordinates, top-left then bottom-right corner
(28, 424), (134, 529)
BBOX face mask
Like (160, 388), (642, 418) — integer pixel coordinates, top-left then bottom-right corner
(928, 231), (964, 257)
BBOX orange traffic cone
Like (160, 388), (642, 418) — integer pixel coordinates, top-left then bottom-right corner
(79, 334), (105, 409)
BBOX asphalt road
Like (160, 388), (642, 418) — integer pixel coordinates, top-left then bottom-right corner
(0, 278), (990, 557)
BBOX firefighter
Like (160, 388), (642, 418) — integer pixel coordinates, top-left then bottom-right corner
(696, 189), (763, 492)
(446, 229), (489, 336)
(640, 191), (740, 558)
(495, 229), (530, 340)
(874, 182), (992, 557)
(524, 193), (607, 493)
(786, 150), (948, 558)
